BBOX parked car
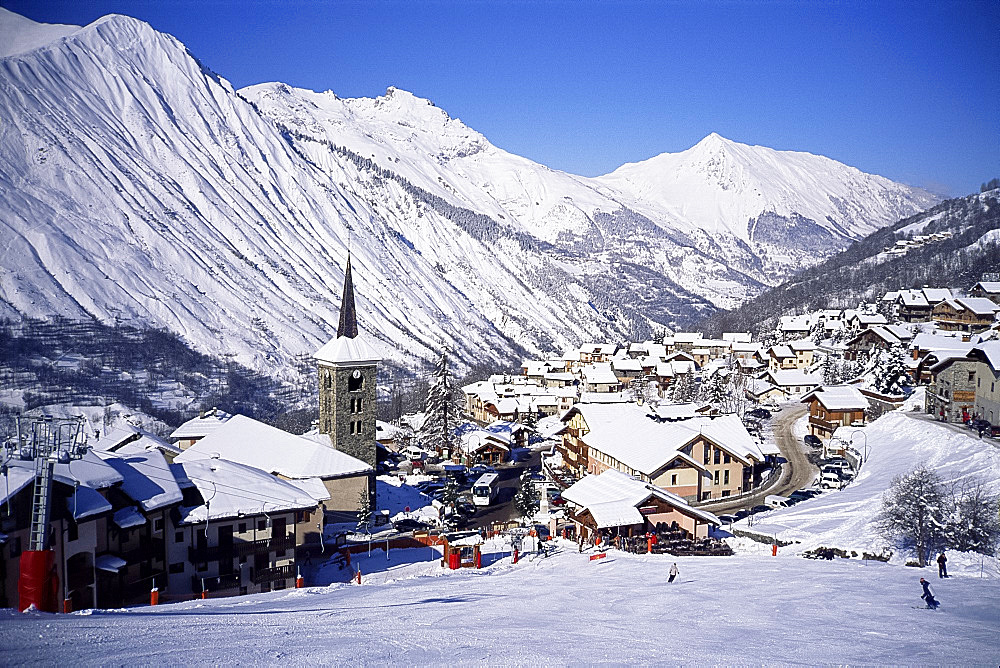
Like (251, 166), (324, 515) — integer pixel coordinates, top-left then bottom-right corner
(549, 495), (567, 506)
(823, 459), (853, 472)
(470, 464), (497, 477)
(392, 518), (432, 532)
(788, 490), (817, 503)
(716, 514), (737, 524)
(733, 509), (751, 520)
(804, 434), (822, 447)
(749, 505), (771, 515)
(989, 425), (1000, 438)
(819, 472), (843, 489)
(748, 408), (773, 420)
(765, 494), (791, 508)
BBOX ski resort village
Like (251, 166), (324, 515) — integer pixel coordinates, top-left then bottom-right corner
(1, 4), (999, 666)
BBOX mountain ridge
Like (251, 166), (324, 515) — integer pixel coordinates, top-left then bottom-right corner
(0, 8), (939, 378)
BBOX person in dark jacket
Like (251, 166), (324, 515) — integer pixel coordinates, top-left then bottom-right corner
(937, 552), (948, 578)
(920, 578), (940, 609)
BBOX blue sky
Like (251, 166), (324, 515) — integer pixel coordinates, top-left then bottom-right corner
(4, 0), (998, 196)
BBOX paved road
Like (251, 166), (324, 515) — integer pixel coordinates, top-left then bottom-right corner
(697, 404), (814, 514)
(907, 411), (1000, 449)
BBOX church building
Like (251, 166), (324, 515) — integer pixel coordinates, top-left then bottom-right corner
(314, 254), (381, 468)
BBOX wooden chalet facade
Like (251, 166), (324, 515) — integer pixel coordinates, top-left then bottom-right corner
(801, 386), (868, 441)
(932, 298), (999, 333)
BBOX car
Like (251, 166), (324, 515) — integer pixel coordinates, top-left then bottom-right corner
(819, 472), (843, 489)
(788, 490), (816, 502)
(749, 505), (771, 515)
(469, 464), (497, 477)
(549, 495), (567, 506)
(823, 459), (853, 472)
(392, 518), (432, 532)
(733, 509), (751, 520)
(989, 425), (1000, 438)
(966, 418), (990, 431)
(716, 514), (737, 524)
(804, 434), (822, 447)
(748, 408), (772, 420)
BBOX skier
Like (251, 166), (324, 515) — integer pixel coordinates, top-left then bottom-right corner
(937, 552), (948, 578)
(668, 562), (679, 583)
(919, 577), (940, 609)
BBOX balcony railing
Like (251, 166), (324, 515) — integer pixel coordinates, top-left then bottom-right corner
(252, 563), (294, 585)
(188, 533), (295, 563)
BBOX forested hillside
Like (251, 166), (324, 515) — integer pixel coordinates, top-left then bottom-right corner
(697, 189), (1000, 336)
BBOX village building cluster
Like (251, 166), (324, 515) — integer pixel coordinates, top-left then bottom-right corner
(1, 258), (380, 609)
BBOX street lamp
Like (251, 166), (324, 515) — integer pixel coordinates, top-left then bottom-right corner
(851, 431), (868, 464)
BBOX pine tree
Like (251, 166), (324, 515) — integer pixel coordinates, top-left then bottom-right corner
(440, 476), (461, 528)
(875, 466), (949, 566)
(872, 344), (910, 395)
(356, 487), (372, 533)
(670, 373), (695, 404)
(945, 479), (1000, 555)
(699, 370), (728, 409)
(513, 470), (540, 522)
(420, 352), (460, 456)
(822, 354), (840, 385)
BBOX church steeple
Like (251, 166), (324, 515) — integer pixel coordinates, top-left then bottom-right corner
(337, 253), (358, 339)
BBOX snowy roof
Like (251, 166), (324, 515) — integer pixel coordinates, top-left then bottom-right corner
(788, 340), (816, 352)
(765, 370), (822, 389)
(921, 288), (953, 303)
(169, 409), (233, 440)
(722, 332), (752, 343)
(955, 298), (1000, 316)
(861, 326), (902, 346)
(52, 450), (123, 489)
(969, 342), (1000, 371)
(313, 332), (382, 366)
(972, 281), (1000, 293)
(562, 469), (719, 527)
(95, 554), (127, 573)
(673, 333), (704, 343)
(97, 448), (183, 511)
(911, 332), (974, 355)
(112, 506), (146, 529)
(289, 477), (332, 502)
(0, 465), (36, 505)
(653, 403), (699, 420)
(175, 414), (372, 479)
(883, 324), (913, 341)
(173, 458), (318, 523)
(855, 313), (888, 325)
(801, 385), (869, 411)
(898, 290), (928, 307)
(563, 404), (763, 475)
(769, 345), (794, 358)
(67, 485), (112, 520)
(582, 363), (618, 385)
(612, 358), (643, 372)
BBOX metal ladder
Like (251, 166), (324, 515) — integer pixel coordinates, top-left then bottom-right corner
(28, 452), (56, 551)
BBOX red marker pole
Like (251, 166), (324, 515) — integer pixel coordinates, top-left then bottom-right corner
(150, 587), (159, 606)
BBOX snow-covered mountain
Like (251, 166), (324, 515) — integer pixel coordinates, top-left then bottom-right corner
(0, 8), (938, 376)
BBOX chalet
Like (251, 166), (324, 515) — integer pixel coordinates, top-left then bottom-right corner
(779, 315), (812, 338)
(932, 297), (1000, 333)
(845, 312), (889, 330)
(174, 414), (373, 521)
(558, 403), (774, 502)
(789, 339), (817, 368)
(581, 363), (620, 393)
(168, 458), (319, 598)
(969, 281), (1000, 301)
(968, 342), (1000, 424)
(745, 379), (786, 405)
(762, 369), (822, 397)
(722, 332), (752, 344)
(665, 332), (705, 353)
(561, 470), (720, 543)
(924, 355), (979, 422)
(457, 429), (510, 466)
(801, 385), (868, 441)
(845, 326), (902, 361)
(611, 356), (644, 383)
(896, 288), (953, 323)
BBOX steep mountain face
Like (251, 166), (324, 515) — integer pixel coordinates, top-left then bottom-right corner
(697, 189), (1000, 336)
(0, 9), (938, 377)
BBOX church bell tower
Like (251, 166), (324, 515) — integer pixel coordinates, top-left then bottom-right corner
(314, 254), (380, 467)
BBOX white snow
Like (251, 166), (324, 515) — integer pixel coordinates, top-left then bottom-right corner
(739, 412), (1000, 558)
(1, 535), (997, 664)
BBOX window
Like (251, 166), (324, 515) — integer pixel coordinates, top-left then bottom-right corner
(348, 373), (363, 392)
(714, 450), (721, 465)
(703, 447), (711, 464)
(724, 470), (730, 485)
(968, 371), (975, 382)
(238, 523), (247, 534)
(169, 562), (185, 574)
(670, 474), (677, 486)
(154, 518), (164, 532)
(68, 520), (78, 542)
(175, 531), (184, 543)
(724, 453), (731, 464)
(257, 519), (266, 531)
(713, 470), (720, 485)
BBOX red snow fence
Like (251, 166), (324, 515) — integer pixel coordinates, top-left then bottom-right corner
(589, 553), (607, 562)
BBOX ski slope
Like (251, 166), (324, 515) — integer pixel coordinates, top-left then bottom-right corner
(1, 538), (997, 665)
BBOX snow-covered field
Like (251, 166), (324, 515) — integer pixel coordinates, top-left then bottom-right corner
(2, 538), (998, 665)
